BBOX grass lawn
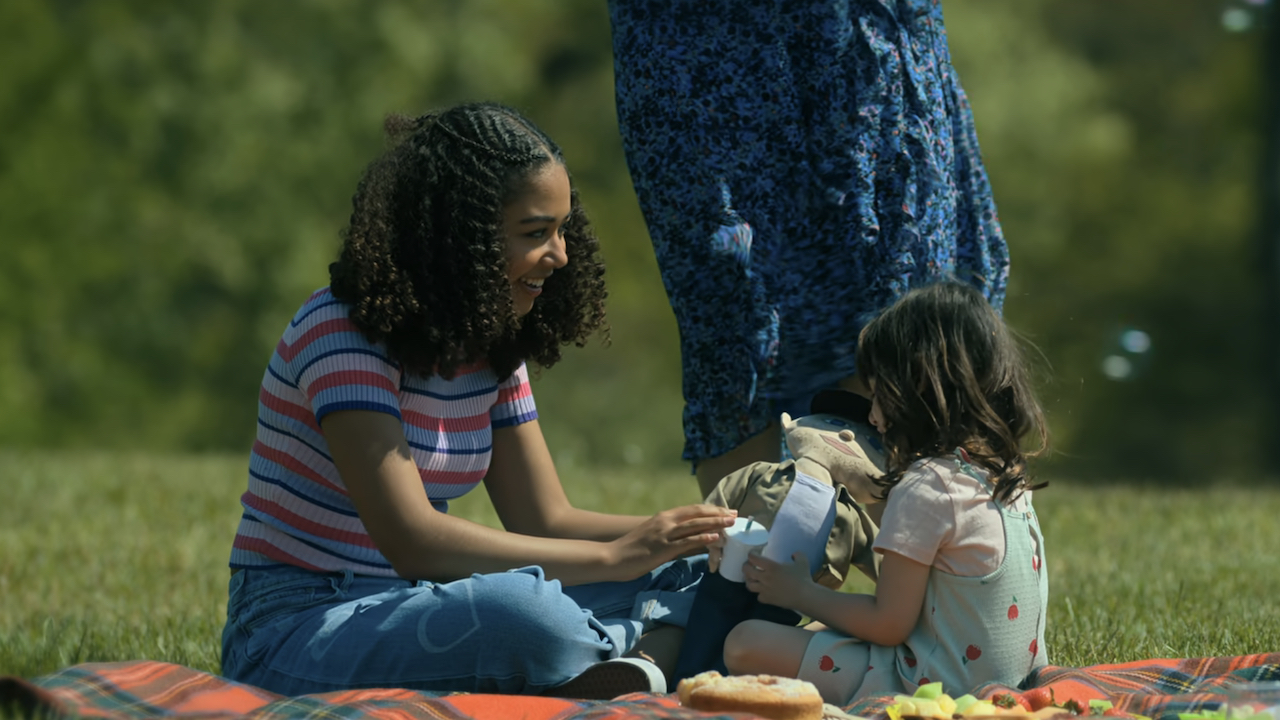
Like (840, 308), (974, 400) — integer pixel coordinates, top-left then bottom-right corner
(2, 449), (1278, 680)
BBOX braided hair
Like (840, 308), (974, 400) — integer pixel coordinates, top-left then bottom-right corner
(329, 102), (608, 380)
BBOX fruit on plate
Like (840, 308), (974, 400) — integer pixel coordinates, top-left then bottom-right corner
(1022, 688), (1056, 712)
(886, 683), (1148, 719)
(888, 683), (1034, 719)
(915, 683), (946, 700)
(993, 692), (1033, 712)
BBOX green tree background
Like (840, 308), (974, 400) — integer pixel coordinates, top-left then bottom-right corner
(0, 0), (1272, 481)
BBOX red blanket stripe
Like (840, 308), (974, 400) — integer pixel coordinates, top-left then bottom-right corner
(3, 656), (1277, 720)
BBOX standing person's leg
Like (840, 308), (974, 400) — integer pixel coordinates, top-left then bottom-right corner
(695, 370), (872, 497)
(694, 425), (780, 499)
(222, 565), (648, 696)
(608, 3), (787, 497)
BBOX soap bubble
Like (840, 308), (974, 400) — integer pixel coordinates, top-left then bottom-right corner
(1102, 355), (1133, 380)
(1120, 329), (1151, 354)
(1222, 8), (1253, 31)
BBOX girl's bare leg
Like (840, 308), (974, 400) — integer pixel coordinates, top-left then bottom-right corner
(722, 619), (813, 678)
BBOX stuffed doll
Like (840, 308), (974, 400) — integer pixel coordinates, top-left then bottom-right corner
(672, 389), (887, 683)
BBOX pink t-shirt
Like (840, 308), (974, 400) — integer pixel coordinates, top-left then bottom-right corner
(229, 288), (539, 576)
(873, 454), (1036, 577)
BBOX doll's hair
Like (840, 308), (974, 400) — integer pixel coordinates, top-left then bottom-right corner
(855, 280), (1048, 503)
(328, 101), (608, 380)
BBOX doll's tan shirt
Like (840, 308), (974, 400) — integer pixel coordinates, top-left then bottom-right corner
(706, 459), (881, 587)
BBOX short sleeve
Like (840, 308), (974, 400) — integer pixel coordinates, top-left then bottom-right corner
(873, 464), (957, 567)
(490, 362), (538, 428)
(285, 305), (402, 424)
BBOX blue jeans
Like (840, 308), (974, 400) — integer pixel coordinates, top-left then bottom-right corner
(221, 558), (705, 696)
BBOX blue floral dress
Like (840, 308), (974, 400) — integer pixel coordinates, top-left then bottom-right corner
(608, 0), (1009, 464)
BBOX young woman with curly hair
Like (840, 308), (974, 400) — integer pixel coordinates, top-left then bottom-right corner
(220, 102), (736, 698)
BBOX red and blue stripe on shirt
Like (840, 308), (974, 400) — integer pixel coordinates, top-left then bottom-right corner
(230, 288), (538, 576)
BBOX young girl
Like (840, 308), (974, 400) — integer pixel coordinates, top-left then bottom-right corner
(220, 102), (735, 699)
(721, 281), (1049, 705)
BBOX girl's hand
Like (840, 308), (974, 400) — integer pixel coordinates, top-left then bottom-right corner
(610, 504), (736, 578)
(742, 550), (816, 610)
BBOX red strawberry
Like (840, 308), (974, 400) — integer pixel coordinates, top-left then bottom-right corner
(1008, 603), (1020, 621)
(1062, 698), (1087, 715)
(1030, 638), (1039, 655)
(919, 677), (931, 685)
(966, 644), (982, 661)
(905, 656), (917, 668)
(1023, 687), (1055, 711)
(819, 655), (839, 672)
(992, 693), (1032, 712)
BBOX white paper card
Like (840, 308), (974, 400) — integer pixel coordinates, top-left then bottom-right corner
(761, 472), (837, 575)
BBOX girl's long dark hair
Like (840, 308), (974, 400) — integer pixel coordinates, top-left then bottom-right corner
(328, 102), (608, 380)
(855, 281), (1048, 503)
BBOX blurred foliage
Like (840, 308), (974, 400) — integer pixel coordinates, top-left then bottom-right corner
(0, 0), (1273, 481)
(947, 1), (1273, 480)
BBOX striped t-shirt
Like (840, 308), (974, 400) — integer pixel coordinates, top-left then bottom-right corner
(229, 287), (539, 576)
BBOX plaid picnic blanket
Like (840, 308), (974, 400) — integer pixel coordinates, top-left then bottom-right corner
(2, 655), (1278, 720)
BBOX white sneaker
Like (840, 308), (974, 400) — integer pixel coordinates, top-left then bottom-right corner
(542, 657), (668, 699)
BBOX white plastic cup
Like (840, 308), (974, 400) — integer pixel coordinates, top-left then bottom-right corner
(720, 516), (770, 582)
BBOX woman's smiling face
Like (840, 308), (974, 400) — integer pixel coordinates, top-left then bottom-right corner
(501, 162), (571, 317)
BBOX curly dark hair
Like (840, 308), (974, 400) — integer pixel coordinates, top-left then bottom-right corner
(855, 281), (1049, 503)
(329, 101), (609, 380)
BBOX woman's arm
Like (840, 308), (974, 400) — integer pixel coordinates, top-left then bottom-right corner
(743, 549), (929, 646)
(484, 419), (648, 540)
(324, 409), (733, 586)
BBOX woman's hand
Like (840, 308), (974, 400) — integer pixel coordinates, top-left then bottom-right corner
(609, 504), (736, 578)
(706, 529), (727, 573)
(742, 550), (816, 610)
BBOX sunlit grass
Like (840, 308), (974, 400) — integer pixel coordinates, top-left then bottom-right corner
(2, 450), (1277, 680)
